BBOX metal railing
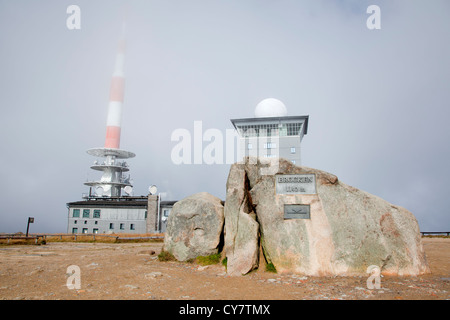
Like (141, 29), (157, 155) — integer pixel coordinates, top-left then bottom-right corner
(421, 231), (450, 237)
(0, 233), (164, 244)
(0, 234), (45, 244)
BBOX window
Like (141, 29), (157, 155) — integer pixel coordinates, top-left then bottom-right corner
(93, 209), (101, 218)
(120, 223), (124, 230)
(72, 228), (78, 234)
(73, 209), (80, 218)
(84, 221), (87, 224)
(247, 143), (253, 150)
(144, 210), (148, 219)
(292, 160), (296, 164)
(94, 221), (98, 225)
(290, 147), (296, 154)
(163, 209), (170, 217)
(130, 224), (135, 230)
(109, 223), (114, 230)
(264, 142), (276, 149)
(82, 228), (88, 234)
(74, 220), (77, 224)
(83, 209), (90, 218)
(93, 228), (98, 234)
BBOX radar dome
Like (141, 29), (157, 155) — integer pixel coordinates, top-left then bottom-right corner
(254, 98), (287, 118)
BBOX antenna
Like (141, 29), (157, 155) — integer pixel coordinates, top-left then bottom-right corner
(124, 185), (132, 195)
(96, 186), (104, 196)
(148, 185), (157, 195)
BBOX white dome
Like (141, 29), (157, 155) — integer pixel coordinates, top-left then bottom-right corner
(254, 98), (287, 118)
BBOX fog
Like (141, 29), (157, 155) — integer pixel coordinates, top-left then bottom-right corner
(0, 0), (449, 233)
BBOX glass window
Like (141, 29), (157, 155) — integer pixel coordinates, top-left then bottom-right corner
(292, 160), (296, 164)
(83, 209), (90, 218)
(264, 142), (276, 149)
(120, 223), (124, 230)
(74, 220), (77, 224)
(72, 228), (78, 234)
(163, 209), (170, 217)
(130, 224), (135, 230)
(247, 143), (252, 150)
(109, 223), (114, 230)
(82, 228), (88, 234)
(93, 228), (98, 234)
(73, 209), (80, 218)
(93, 210), (101, 218)
(291, 147), (296, 154)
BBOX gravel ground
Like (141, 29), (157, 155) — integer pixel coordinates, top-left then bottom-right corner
(0, 238), (448, 300)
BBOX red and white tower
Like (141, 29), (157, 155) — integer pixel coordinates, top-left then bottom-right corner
(85, 23), (135, 198)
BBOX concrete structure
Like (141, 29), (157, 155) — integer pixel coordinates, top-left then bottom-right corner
(231, 98), (309, 165)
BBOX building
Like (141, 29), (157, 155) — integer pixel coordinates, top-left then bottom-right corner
(66, 196), (175, 234)
(231, 98), (309, 165)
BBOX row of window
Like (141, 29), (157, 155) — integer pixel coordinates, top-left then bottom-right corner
(247, 144), (296, 153)
(72, 209), (149, 219)
(71, 223), (136, 234)
(72, 209), (101, 218)
(237, 123), (303, 137)
(109, 223), (135, 230)
(72, 228), (99, 234)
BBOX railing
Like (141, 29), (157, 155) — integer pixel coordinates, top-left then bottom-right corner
(421, 231), (450, 237)
(0, 234), (45, 244)
(0, 233), (164, 244)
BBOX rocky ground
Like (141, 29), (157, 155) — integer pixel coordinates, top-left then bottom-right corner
(0, 238), (448, 300)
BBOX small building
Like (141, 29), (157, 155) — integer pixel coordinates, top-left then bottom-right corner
(231, 98), (309, 165)
(66, 196), (176, 234)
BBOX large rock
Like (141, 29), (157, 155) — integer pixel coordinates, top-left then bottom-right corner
(224, 157), (430, 276)
(223, 163), (260, 276)
(163, 192), (224, 261)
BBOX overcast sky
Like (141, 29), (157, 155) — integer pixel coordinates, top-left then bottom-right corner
(0, 0), (449, 233)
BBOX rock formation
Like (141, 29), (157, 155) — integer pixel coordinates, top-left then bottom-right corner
(163, 192), (224, 262)
(223, 163), (260, 276)
(224, 157), (430, 276)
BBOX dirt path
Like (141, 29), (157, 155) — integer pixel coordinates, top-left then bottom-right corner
(0, 238), (448, 300)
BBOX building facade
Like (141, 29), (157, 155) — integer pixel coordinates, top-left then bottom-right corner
(66, 196), (175, 234)
(231, 115), (309, 165)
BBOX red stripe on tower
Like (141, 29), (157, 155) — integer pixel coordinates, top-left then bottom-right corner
(104, 24), (126, 149)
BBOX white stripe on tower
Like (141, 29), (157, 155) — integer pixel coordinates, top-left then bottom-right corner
(105, 24), (126, 149)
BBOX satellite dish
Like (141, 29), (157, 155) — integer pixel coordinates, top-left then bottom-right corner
(96, 186), (104, 196)
(149, 185), (158, 195)
(124, 186), (132, 195)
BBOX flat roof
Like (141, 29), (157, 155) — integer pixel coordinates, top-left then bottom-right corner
(66, 197), (178, 208)
(230, 115), (309, 134)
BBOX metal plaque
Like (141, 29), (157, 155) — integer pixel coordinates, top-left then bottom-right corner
(284, 204), (310, 219)
(275, 174), (316, 194)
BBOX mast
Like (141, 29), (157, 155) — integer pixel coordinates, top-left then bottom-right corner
(85, 23), (135, 198)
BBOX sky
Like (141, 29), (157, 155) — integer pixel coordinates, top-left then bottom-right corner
(0, 0), (449, 233)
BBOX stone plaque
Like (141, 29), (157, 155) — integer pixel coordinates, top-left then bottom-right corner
(284, 204), (310, 219)
(275, 174), (316, 194)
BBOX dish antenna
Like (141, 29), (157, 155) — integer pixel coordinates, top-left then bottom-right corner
(96, 186), (104, 196)
(124, 186), (133, 195)
(149, 185), (158, 195)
